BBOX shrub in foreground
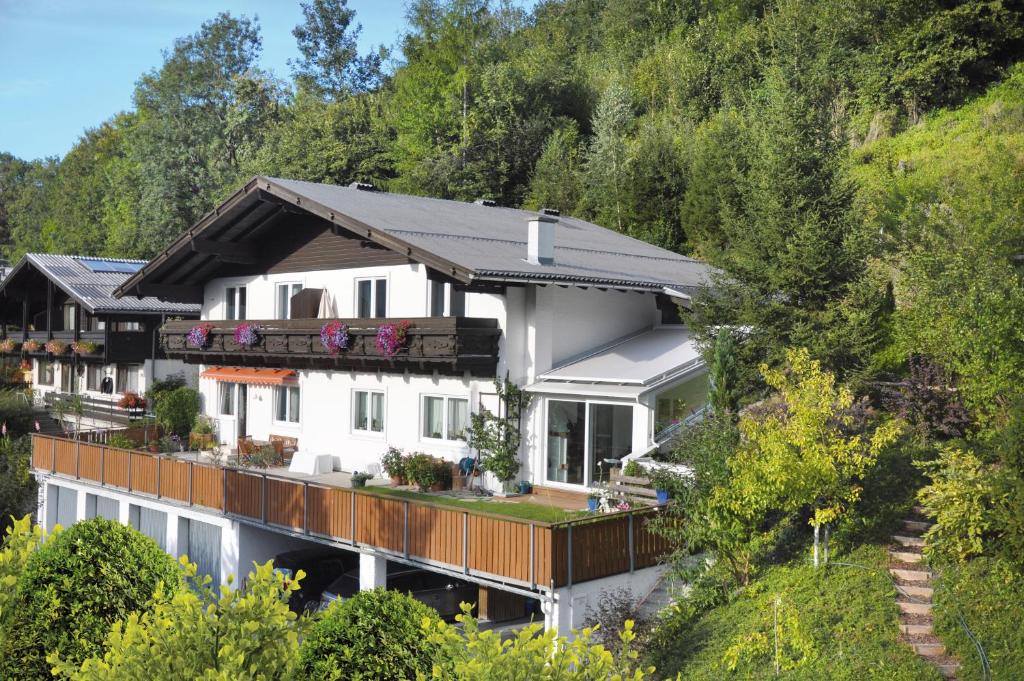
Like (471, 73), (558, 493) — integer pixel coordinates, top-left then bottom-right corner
(297, 588), (443, 680)
(53, 559), (303, 681)
(1, 518), (179, 680)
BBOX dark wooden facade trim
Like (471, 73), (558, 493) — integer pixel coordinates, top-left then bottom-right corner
(161, 317), (501, 377)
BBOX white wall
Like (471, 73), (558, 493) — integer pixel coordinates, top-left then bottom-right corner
(549, 288), (658, 367)
(543, 564), (667, 634)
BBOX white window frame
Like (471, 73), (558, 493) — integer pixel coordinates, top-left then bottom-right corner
(275, 281), (303, 320)
(542, 397), (635, 489)
(354, 277), (388, 318)
(351, 388), (386, 436)
(225, 285), (247, 321)
(218, 382), (237, 417)
(427, 280), (466, 317)
(419, 394), (470, 442)
(273, 384), (301, 425)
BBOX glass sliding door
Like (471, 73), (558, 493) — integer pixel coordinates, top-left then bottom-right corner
(547, 400), (586, 484)
(588, 403), (634, 484)
(545, 399), (634, 487)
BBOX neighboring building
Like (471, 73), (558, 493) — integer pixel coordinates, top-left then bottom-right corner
(32, 177), (715, 631)
(0, 254), (200, 427)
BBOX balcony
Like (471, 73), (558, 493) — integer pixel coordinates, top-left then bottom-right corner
(160, 317), (502, 377)
(31, 434), (668, 590)
(6, 331), (105, 359)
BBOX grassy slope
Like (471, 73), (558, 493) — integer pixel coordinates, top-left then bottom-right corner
(653, 544), (940, 680)
(933, 557), (1024, 681)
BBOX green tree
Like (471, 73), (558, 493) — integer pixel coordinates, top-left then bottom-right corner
(52, 559), (303, 681)
(525, 120), (584, 213)
(132, 12), (284, 255)
(0, 517), (53, 654)
(707, 328), (740, 417)
(582, 82), (634, 234)
(1, 518), (179, 680)
(154, 386), (201, 436)
(291, 0), (387, 98)
(0, 436), (35, 534)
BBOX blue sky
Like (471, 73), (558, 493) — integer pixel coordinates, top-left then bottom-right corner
(0, 0), (413, 160)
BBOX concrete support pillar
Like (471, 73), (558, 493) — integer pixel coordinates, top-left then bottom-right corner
(220, 521), (241, 590)
(75, 489), (88, 523)
(166, 513), (181, 559)
(40, 481), (54, 530)
(359, 552), (387, 591)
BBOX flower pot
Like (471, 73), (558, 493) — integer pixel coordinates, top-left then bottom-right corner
(517, 481), (532, 495)
(429, 482), (445, 492)
(656, 489), (670, 505)
(390, 476), (404, 487)
(587, 498), (599, 512)
(351, 478), (367, 489)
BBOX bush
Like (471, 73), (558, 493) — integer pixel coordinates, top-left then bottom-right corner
(0, 389), (35, 437)
(145, 373), (187, 410)
(107, 433), (139, 450)
(381, 445), (407, 481)
(53, 559), (303, 680)
(154, 385), (200, 436)
(0, 518), (180, 680)
(0, 436), (35, 534)
(297, 588), (443, 680)
(0, 517), (52, 652)
(933, 556), (1024, 681)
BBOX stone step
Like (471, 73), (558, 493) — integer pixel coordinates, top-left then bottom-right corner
(913, 505), (928, 515)
(897, 600), (932, 616)
(914, 642), (946, 657)
(890, 550), (924, 564)
(900, 623), (933, 636)
(903, 519), (931, 533)
(890, 567), (931, 583)
(937, 663), (960, 679)
(898, 584), (934, 599)
(893, 534), (926, 548)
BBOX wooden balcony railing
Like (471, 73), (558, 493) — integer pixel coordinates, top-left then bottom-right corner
(160, 317), (501, 377)
(31, 434), (668, 590)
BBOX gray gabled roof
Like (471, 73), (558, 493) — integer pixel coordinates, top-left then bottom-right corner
(4, 254), (200, 315)
(114, 176), (716, 300)
(268, 178), (713, 293)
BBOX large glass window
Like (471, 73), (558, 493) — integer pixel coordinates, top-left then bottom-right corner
(353, 390), (384, 433)
(546, 400), (633, 486)
(275, 385), (300, 423)
(115, 364), (141, 394)
(60, 363), (74, 393)
(421, 396), (469, 441)
(226, 286), (247, 321)
(219, 383), (235, 416)
(276, 283), (303, 319)
(37, 360), (54, 386)
(428, 280), (466, 317)
(85, 364), (105, 392)
(356, 278), (387, 318)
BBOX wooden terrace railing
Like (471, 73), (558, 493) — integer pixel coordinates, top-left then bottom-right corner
(31, 434), (669, 590)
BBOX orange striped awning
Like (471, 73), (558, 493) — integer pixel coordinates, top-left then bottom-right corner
(200, 367), (297, 386)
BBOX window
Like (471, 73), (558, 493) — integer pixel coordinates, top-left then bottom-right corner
(37, 360), (54, 386)
(356, 278), (387, 318)
(275, 283), (303, 319)
(115, 364), (141, 394)
(546, 400), (633, 486)
(60, 363), (74, 393)
(353, 390), (384, 433)
(219, 383), (235, 416)
(85, 364), (105, 392)
(422, 396), (469, 441)
(226, 286), (247, 321)
(62, 305), (75, 331)
(110, 320), (141, 332)
(275, 385), (300, 423)
(80, 311), (106, 331)
(428, 280), (466, 317)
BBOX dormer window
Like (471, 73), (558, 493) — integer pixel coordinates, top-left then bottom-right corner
(356, 278), (386, 318)
(428, 280), (466, 317)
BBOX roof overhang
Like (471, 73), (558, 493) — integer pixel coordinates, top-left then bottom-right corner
(0, 255), (99, 315)
(113, 176), (478, 302)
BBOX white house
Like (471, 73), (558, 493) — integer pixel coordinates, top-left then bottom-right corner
(33, 176), (715, 632)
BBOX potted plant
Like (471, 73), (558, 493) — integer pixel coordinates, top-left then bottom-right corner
(350, 471), (372, 489)
(189, 415), (216, 450)
(22, 340), (40, 353)
(233, 322), (262, 349)
(375, 320), (411, 357)
(649, 468), (673, 505)
(117, 391), (147, 416)
(187, 323), (214, 349)
(44, 339), (66, 354)
(405, 453), (437, 492)
(466, 378), (531, 495)
(587, 492), (601, 512)
(320, 320), (350, 353)
(71, 340), (98, 355)
(432, 458), (452, 492)
(0, 339), (17, 353)
(381, 446), (407, 485)
(517, 480), (532, 495)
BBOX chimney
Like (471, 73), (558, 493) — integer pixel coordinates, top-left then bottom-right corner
(527, 214), (557, 266)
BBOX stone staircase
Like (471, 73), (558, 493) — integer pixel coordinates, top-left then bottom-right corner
(889, 508), (960, 679)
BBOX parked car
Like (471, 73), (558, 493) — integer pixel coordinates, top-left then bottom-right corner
(320, 564), (478, 620)
(273, 548), (358, 613)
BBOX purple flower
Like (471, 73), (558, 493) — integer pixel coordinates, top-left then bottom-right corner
(186, 324), (213, 348)
(375, 320), (411, 357)
(320, 320), (350, 353)
(233, 323), (262, 348)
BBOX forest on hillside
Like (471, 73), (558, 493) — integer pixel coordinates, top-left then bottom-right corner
(2, 0), (1023, 396)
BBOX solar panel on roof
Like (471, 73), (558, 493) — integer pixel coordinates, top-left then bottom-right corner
(78, 258), (144, 274)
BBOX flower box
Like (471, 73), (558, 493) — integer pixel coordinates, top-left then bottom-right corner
(320, 320), (350, 353)
(233, 323), (262, 348)
(44, 339), (67, 354)
(71, 340), (99, 355)
(186, 323), (213, 349)
(375, 320), (411, 358)
(22, 340), (41, 353)
(0, 339), (17, 353)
